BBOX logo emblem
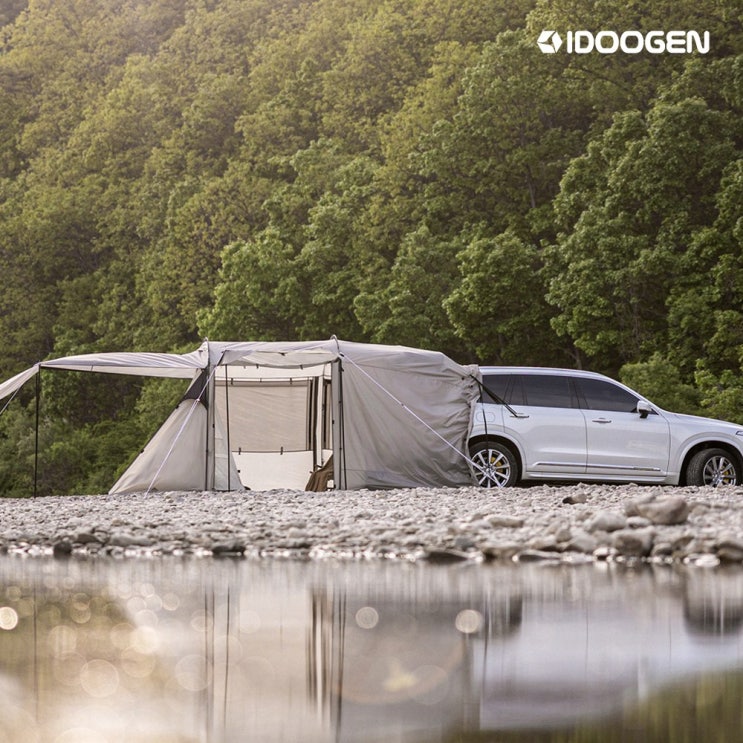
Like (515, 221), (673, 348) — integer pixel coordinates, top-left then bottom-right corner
(538, 30), (563, 53)
(538, 29), (709, 54)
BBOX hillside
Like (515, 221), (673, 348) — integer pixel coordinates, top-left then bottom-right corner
(0, 0), (740, 495)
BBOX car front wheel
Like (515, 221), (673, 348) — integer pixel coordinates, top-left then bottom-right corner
(469, 441), (518, 488)
(686, 448), (740, 486)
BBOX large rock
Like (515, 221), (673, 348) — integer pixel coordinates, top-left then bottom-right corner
(567, 530), (598, 554)
(630, 496), (689, 525)
(488, 515), (525, 528)
(586, 510), (627, 533)
(612, 528), (655, 557)
(715, 534), (743, 563)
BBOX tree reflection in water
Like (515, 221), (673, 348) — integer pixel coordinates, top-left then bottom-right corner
(0, 558), (741, 742)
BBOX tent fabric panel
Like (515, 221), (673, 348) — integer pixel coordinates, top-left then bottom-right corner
(212, 405), (243, 491)
(233, 450), (330, 490)
(0, 365), (39, 403)
(336, 340), (462, 373)
(216, 338), (467, 375)
(109, 401), (208, 493)
(214, 381), (311, 453)
(338, 357), (479, 489)
(215, 340), (338, 369)
(216, 364), (328, 381)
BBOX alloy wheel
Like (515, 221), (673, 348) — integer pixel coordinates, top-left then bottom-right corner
(702, 454), (738, 486)
(471, 447), (512, 488)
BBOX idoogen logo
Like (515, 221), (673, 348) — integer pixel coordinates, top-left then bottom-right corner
(537, 30), (710, 54)
(537, 30), (563, 53)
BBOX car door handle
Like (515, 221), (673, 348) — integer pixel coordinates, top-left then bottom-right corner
(592, 418), (612, 424)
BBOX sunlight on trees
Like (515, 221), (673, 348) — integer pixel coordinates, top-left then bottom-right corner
(0, 0), (740, 493)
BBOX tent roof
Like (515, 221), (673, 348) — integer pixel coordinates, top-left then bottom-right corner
(42, 349), (208, 376)
(0, 348), (208, 404)
(1, 340), (472, 400)
(0, 365), (40, 404)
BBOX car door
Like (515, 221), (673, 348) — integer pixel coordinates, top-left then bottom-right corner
(506, 374), (587, 477)
(576, 377), (670, 479)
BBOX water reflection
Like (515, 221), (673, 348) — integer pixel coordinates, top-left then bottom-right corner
(0, 558), (742, 742)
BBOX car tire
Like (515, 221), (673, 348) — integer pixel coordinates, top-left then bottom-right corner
(686, 448), (740, 487)
(469, 440), (518, 488)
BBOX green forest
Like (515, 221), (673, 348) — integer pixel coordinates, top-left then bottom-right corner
(0, 0), (741, 495)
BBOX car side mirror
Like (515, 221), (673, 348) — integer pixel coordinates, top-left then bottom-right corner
(637, 401), (652, 419)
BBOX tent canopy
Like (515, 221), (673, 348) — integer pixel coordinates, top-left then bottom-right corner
(0, 339), (481, 493)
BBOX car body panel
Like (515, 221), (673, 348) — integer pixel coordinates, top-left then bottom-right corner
(665, 412), (743, 480)
(507, 406), (587, 476)
(583, 409), (670, 479)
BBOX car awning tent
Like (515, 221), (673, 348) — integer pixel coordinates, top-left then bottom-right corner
(0, 339), (481, 493)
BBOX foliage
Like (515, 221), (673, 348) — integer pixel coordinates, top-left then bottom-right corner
(446, 229), (567, 365)
(619, 353), (702, 414)
(0, 0), (741, 494)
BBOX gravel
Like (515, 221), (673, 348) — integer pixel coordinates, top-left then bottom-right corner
(1, 484), (743, 566)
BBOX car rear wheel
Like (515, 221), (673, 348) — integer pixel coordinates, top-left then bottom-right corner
(686, 448), (740, 486)
(469, 441), (518, 488)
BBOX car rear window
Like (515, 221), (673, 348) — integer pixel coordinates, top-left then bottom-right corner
(480, 374), (510, 404)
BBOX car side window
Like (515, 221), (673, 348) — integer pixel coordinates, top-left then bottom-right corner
(519, 374), (575, 408)
(480, 374), (510, 404)
(577, 378), (640, 413)
(509, 375), (525, 405)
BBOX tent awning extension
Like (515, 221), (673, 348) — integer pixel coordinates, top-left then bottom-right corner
(0, 339), (481, 493)
(0, 350), (206, 403)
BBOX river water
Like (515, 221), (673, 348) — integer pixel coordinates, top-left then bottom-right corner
(1, 556), (742, 743)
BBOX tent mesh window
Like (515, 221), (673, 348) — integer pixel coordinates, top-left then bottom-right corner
(216, 379), (313, 454)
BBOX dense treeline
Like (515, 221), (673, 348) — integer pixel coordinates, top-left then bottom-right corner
(0, 0), (741, 495)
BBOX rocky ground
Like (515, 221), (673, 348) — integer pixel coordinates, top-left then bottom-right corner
(2, 484), (743, 566)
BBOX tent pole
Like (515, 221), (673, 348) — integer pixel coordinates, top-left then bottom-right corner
(337, 360), (347, 490)
(33, 370), (40, 498)
(204, 360), (211, 491)
(224, 365), (231, 491)
(310, 376), (319, 469)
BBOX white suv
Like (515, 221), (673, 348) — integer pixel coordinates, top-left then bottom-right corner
(469, 367), (743, 488)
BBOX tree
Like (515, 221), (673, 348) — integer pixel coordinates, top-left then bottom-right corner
(198, 229), (300, 341)
(446, 229), (566, 364)
(412, 32), (589, 239)
(547, 94), (739, 375)
(620, 353), (702, 414)
(357, 224), (466, 356)
(0, 0), (27, 28)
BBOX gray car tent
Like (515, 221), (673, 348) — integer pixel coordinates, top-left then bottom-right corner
(0, 339), (481, 493)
